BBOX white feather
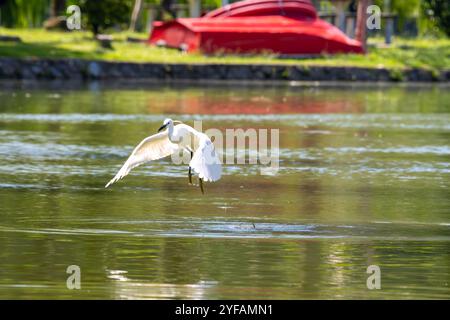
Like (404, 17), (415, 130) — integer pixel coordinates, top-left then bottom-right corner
(189, 136), (222, 182)
(105, 130), (178, 188)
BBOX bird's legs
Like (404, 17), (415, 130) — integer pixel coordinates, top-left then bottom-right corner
(186, 148), (204, 194)
(188, 167), (192, 184)
(199, 178), (204, 194)
(188, 151), (193, 185)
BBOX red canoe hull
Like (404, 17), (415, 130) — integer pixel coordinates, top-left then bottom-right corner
(148, 0), (363, 55)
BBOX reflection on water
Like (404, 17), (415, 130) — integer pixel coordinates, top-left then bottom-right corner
(0, 81), (449, 299)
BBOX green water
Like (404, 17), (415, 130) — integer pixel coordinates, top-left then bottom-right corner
(0, 81), (449, 299)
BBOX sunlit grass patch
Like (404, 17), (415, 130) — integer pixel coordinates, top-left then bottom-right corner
(0, 28), (448, 71)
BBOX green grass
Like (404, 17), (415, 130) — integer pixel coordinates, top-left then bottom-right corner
(0, 28), (449, 71)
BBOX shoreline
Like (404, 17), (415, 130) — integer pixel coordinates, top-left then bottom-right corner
(0, 58), (448, 82)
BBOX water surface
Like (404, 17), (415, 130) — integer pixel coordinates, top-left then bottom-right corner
(0, 81), (449, 299)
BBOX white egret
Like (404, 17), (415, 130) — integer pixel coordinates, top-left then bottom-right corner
(105, 118), (222, 193)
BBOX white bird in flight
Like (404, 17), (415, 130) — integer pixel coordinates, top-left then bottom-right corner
(105, 118), (222, 193)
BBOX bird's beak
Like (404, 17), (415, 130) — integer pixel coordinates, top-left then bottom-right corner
(157, 123), (168, 132)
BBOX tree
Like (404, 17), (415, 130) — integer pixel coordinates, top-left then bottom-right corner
(50, 0), (66, 17)
(78, 0), (132, 35)
(422, 0), (450, 36)
(129, 0), (142, 31)
(355, 0), (369, 49)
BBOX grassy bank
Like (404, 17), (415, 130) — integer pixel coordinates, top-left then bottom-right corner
(0, 28), (449, 71)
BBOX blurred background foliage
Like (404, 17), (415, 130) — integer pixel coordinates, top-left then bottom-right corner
(75, 0), (133, 34)
(0, 0), (448, 36)
(0, 0), (51, 27)
(421, 0), (449, 36)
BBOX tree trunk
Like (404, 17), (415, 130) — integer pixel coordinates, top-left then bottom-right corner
(50, 0), (66, 18)
(355, 0), (369, 50)
(129, 0), (143, 31)
(92, 23), (99, 36)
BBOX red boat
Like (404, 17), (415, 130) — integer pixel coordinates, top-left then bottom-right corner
(148, 0), (364, 55)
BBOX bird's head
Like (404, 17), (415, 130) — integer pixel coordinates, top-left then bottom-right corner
(157, 118), (183, 132)
(158, 118), (173, 132)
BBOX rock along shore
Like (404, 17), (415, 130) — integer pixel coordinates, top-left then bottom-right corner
(0, 58), (448, 82)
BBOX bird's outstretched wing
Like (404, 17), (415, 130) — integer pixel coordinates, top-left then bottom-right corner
(105, 131), (178, 188)
(190, 137), (222, 182)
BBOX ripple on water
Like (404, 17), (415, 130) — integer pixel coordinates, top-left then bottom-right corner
(324, 146), (450, 156)
(0, 219), (448, 241)
(1, 113), (449, 131)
